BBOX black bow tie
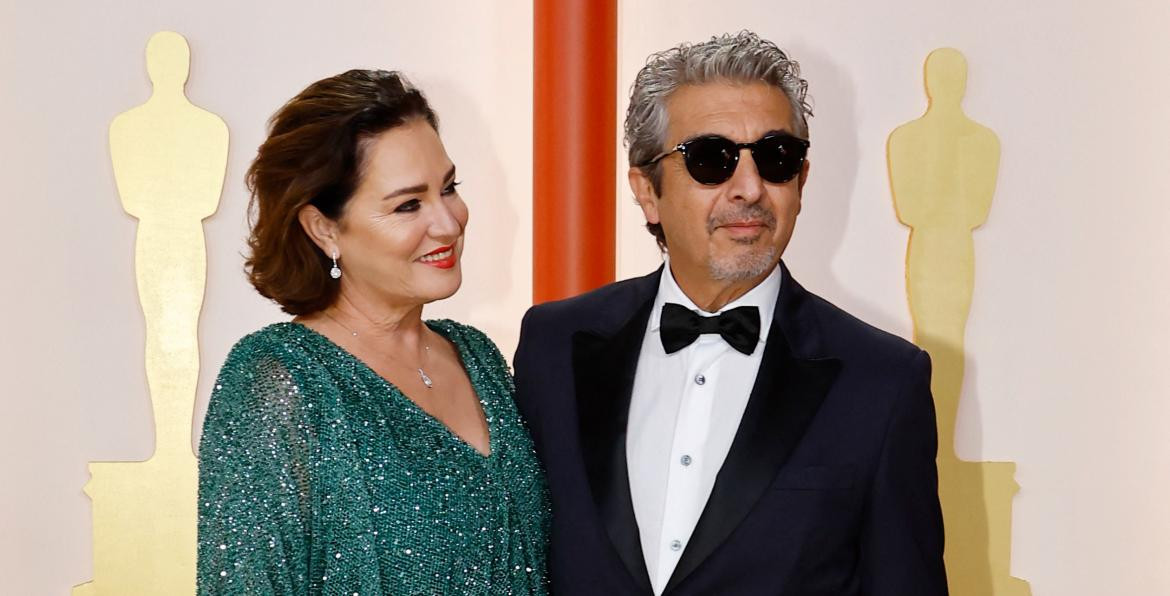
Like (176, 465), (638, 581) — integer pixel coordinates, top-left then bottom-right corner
(659, 303), (761, 356)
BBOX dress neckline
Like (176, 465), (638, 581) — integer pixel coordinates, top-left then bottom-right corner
(284, 320), (496, 460)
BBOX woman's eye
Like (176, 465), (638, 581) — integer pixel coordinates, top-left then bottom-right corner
(441, 181), (462, 196)
(394, 199), (422, 213)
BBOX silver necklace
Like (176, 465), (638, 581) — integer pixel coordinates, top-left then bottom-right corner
(321, 310), (434, 389)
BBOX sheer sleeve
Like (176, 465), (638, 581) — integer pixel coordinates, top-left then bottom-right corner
(196, 341), (317, 595)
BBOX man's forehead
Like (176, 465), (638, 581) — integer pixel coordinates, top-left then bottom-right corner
(664, 81), (795, 142)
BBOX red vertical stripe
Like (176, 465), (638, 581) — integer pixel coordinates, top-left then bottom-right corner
(533, 0), (617, 303)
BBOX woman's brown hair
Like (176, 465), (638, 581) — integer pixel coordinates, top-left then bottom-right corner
(245, 69), (438, 315)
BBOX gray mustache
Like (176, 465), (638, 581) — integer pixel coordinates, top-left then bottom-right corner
(707, 205), (777, 234)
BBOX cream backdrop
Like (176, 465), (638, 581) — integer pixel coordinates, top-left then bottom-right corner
(0, 1), (1167, 595)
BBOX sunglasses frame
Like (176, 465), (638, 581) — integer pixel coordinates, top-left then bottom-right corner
(641, 132), (811, 186)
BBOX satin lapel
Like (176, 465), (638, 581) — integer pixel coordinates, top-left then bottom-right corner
(663, 274), (842, 594)
(573, 299), (655, 593)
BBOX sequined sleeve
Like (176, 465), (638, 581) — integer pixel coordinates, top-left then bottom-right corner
(197, 340), (318, 595)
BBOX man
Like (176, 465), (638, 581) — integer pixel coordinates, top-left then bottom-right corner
(514, 31), (947, 595)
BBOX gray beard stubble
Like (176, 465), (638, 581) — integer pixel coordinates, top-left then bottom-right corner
(706, 203), (780, 281)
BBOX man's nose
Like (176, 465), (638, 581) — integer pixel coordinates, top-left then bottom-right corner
(725, 148), (765, 203)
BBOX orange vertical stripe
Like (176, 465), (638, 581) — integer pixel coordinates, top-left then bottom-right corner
(533, 0), (617, 303)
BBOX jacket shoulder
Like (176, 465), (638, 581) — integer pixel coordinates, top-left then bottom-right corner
(521, 271), (658, 335)
(800, 290), (924, 369)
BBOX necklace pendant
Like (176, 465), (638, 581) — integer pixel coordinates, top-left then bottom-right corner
(418, 368), (433, 389)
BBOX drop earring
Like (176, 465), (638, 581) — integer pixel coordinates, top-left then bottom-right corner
(330, 250), (342, 279)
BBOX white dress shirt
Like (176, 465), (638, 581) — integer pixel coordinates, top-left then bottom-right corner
(626, 259), (782, 594)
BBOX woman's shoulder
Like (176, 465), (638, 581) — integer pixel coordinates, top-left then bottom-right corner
(204, 323), (342, 435)
(201, 324), (326, 473)
(222, 322), (308, 366)
(427, 319), (503, 355)
(428, 319), (515, 377)
(213, 322), (337, 398)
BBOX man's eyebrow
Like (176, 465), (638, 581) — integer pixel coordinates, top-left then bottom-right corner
(678, 127), (795, 145)
(761, 128), (795, 138)
(381, 166), (456, 201)
(675, 128), (796, 145)
(677, 132), (721, 145)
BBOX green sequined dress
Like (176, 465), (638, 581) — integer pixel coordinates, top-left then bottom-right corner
(196, 321), (550, 595)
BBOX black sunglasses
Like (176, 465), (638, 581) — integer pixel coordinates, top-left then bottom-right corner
(641, 133), (810, 186)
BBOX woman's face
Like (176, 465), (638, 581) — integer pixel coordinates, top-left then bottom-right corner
(333, 119), (467, 308)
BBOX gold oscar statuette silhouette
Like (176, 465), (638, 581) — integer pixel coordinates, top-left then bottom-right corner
(75, 31), (227, 595)
(887, 48), (1029, 595)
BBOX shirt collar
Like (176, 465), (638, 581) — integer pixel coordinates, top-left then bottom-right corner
(649, 255), (783, 344)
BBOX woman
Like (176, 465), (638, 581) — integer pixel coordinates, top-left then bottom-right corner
(196, 70), (549, 595)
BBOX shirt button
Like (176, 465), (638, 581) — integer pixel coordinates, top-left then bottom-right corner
(694, 374), (706, 386)
(680, 455), (693, 466)
(670, 540), (683, 551)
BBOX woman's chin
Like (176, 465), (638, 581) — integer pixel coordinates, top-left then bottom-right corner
(417, 272), (463, 304)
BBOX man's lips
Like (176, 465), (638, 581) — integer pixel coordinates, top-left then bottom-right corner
(718, 221), (768, 230)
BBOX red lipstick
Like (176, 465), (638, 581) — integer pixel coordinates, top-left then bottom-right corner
(418, 243), (458, 269)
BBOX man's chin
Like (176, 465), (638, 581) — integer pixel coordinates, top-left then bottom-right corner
(707, 247), (779, 282)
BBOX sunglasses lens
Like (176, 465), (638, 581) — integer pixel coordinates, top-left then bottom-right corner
(752, 136), (806, 184)
(676, 135), (807, 185)
(683, 137), (738, 185)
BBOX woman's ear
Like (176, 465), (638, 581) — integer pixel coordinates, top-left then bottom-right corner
(297, 205), (340, 256)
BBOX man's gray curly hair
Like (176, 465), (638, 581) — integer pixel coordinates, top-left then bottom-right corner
(624, 31), (813, 249)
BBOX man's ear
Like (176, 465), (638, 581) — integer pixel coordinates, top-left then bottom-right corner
(628, 166), (661, 225)
(297, 205), (340, 256)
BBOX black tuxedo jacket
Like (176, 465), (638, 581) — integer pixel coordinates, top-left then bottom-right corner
(513, 263), (947, 595)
